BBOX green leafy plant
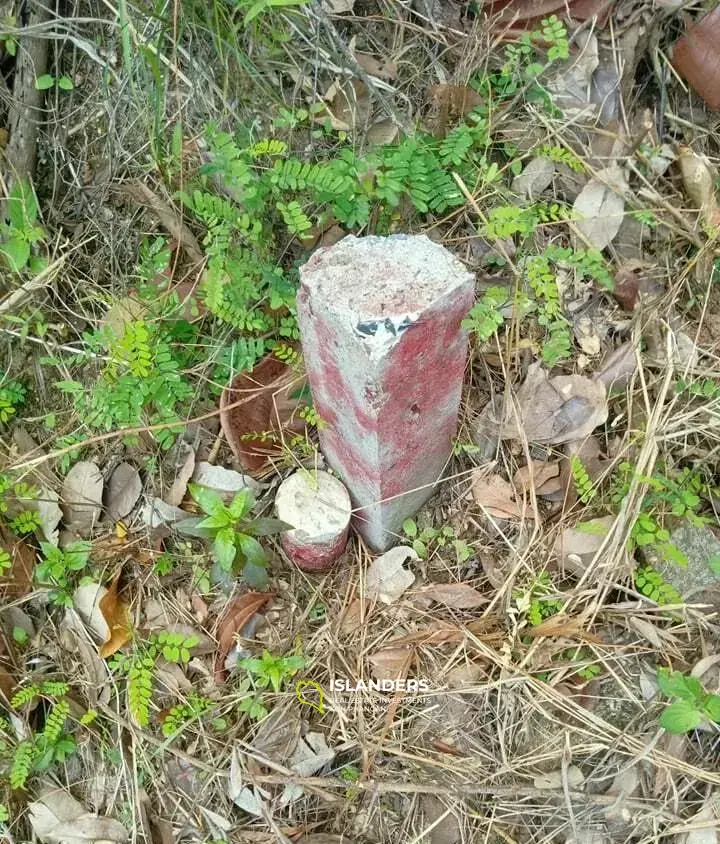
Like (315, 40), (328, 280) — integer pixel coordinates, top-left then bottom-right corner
(111, 632), (199, 728)
(462, 287), (508, 341)
(656, 668), (720, 733)
(35, 541), (92, 606)
(35, 73), (74, 91)
(57, 316), (193, 449)
(514, 572), (562, 626)
(402, 519), (463, 561)
(0, 379), (26, 424)
(570, 456), (595, 503)
(536, 144), (584, 172)
(0, 180), (46, 273)
(235, 649), (305, 721)
(635, 565), (683, 606)
(5, 682), (77, 789)
(161, 694), (213, 737)
(185, 484), (287, 588)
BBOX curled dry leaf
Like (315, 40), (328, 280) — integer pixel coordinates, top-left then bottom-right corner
(0, 524), (35, 598)
(366, 546), (417, 604)
(98, 579), (132, 658)
(29, 789), (128, 844)
(104, 462), (142, 522)
(471, 473), (525, 520)
(340, 597), (369, 633)
(593, 341), (638, 391)
(512, 156), (555, 199)
(354, 51), (397, 80)
(368, 646), (413, 681)
(553, 515), (614, 575)
(502, 364), (608, 445)
(324, 78), (371, 133)
(214, 592), (274, 682)
(219, 355), (306, 474)
(250, 706), (301, 765)
(573, 164), (627, 249)
(672, 8), (720, 112)
(61, 461), (104, 536)
(366, 118), (399, 146)
(280, 732), (336, 805)
(164, 441), (195, 507)
(411, 583), (486, 609)
(613, 261), (643, 311)
(676, 146), (720, 228)
(228, 748), (268, 816)
(513, 460), (562, 495)
(73, 582), (110, 642)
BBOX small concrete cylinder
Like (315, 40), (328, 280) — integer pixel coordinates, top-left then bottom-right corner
(275, 470), (352, 572)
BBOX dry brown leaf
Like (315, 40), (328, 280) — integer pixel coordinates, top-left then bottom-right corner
(219, 355), (306, 474)
(471, 473), (525, 520)
(164, 442), (195, 507)
(573, 165), (627, 249)
(613, 261), (644, 311)
(366, 118), (399, 146)
(354, 51), (397, 79)
(513, 460), (562, 495)
(61, 461), (104, 535)
(553, 516), (614, 575)
(366, 546), (417, 604)
(411, 583), (486, 609)
(486, 0), (613, 25)
(419, 795), (461, 844)
(677, 146), (720, 228)
(502, 363), (608, 445)
(29, 789), (128, 844)
(339, 598), (369, 634)
(0, 524), (35, 598)
(368, 646), (413, 681)
(672, 8), (720, 112)
(593, 342), (637, 391)
(324, 78), (371, 133)
(102, 297), (147, 338)
(526, 615), (602, 642)
(385, 621), (464, 646)
(250, 706), (301, 764)
(511, 156), (555, 199)
(104, 462), (142, 522)
(98, 579), (132, 658)
(214, 592), (274, 682)
(428, 84), (483, 136)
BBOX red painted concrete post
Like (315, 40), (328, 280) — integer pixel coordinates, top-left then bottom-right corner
(297, 235), (474, 551)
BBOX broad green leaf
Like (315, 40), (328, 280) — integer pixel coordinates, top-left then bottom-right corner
(243, 559), (269, 590)
(57, 75), (74, 91)
(703, 693), (720, 723)
(188, 483), (226, 516)
(659, 700), (703, 734)
(8, 180), (39, 231)
(198, 510), (232, 530)
(236, 533), (267, 567)
(402, 518), (417, 538)
(656, 668), (703, 702)
(0, 236), (30, 272)
(228, 488), (253, 520)
(251, 516), (292, 536)
(213, 527), (237, 570)
(35, 73), (55, 90)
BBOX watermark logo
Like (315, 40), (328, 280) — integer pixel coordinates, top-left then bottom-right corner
(295, 680), (325, 713)
(330, 678), (430, 694)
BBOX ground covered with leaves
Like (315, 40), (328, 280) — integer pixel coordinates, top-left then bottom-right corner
(2, 0), (720, 842)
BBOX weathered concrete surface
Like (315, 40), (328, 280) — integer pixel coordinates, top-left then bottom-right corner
(275, 470), (351, 572)
(298, 234), (474, 551)
(656, 523), (720, 602)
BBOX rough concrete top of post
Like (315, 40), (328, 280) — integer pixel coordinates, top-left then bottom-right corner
(300, 234), (473, 321)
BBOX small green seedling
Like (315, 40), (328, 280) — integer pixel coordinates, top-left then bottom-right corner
(402, 519), (466, 561)
(240, 650), (305, 694)
(185, 484), (288, 588)
(656, 668), (720, 733)
(35, 541), (92, 607)
(35, 73), (73, 91)
(0, 180), (46, 273)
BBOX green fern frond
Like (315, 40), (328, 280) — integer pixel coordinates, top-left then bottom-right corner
(570, 456), (595, 503)
(10, 740), (35, 789)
